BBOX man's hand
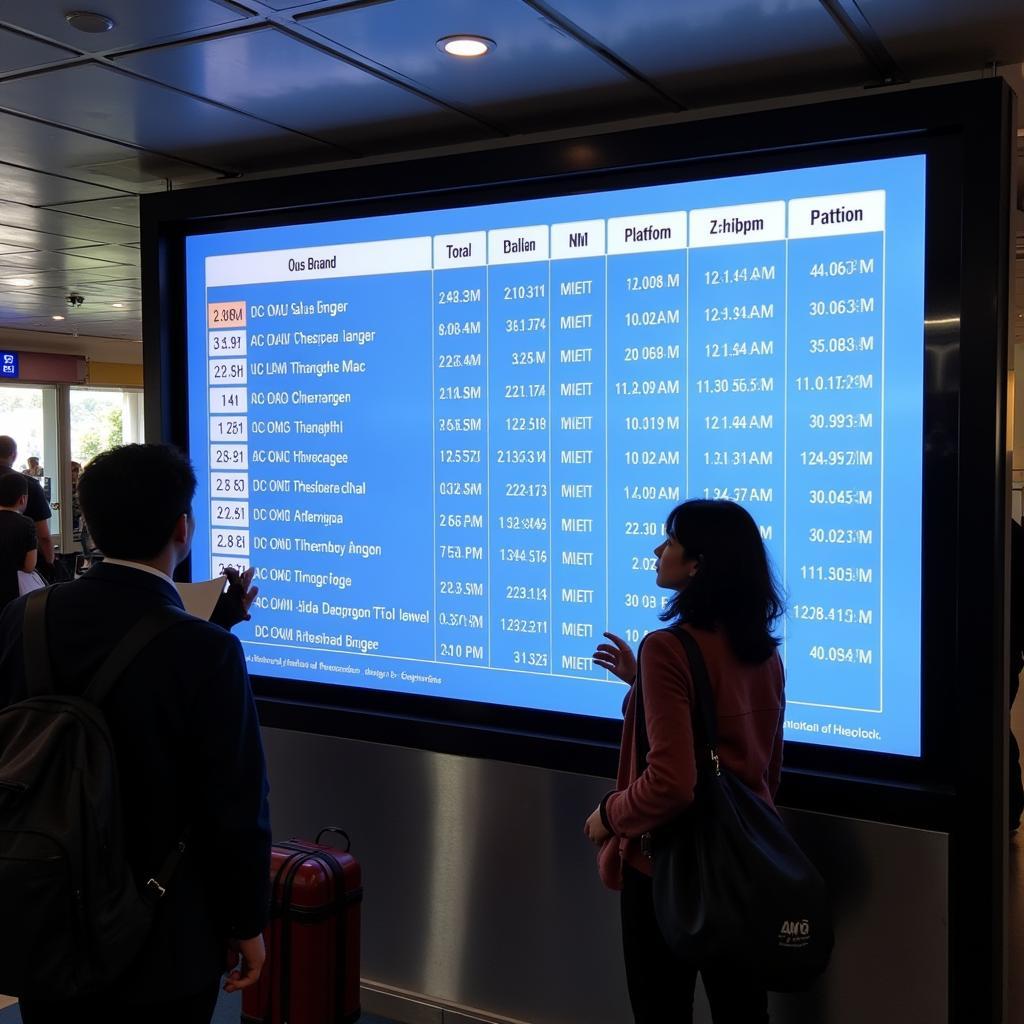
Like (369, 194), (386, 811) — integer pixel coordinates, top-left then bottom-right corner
(223, 565), (259, 620)
(223, 934), (266, 993)
(584, 806), (612, 845)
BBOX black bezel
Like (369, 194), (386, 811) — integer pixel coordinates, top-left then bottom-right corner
(143, 81), (1008, 840)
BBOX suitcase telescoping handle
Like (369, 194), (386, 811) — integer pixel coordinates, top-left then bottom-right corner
(316, 826), (351, 852)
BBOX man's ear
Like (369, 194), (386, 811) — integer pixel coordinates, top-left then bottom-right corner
(172, 511), (190, 545)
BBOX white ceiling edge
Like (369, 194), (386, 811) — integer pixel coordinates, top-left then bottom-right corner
(0, 326), (142, 364)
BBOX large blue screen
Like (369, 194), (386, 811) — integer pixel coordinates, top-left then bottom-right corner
(186, 154), (925, 756)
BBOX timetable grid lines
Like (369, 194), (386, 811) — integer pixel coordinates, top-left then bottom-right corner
(431, 264), (437, 658)
(880, 222), (886, 715)
(196, 169), (922, 752)
(783, 233), (789, 661)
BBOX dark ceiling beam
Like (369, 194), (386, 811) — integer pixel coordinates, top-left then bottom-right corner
(520, 0), (684, 111)
(817, 0), (906, 84)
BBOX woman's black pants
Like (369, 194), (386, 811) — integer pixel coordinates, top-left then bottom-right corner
(621, 864), (770, 1024)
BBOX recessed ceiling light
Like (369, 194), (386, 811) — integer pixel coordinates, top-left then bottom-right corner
(52, 315), (65, 321)
(437, 35), (494, 58)
(65, 11), (115, 33)
(111, 302), (125, 308)
(9, 278), (34, 288)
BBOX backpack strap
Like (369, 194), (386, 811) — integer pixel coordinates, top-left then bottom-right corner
(84, 605), (191, 705)
(23, 587), (55, 697)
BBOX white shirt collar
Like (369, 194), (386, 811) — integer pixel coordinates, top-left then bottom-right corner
(100, 557), (176, 589)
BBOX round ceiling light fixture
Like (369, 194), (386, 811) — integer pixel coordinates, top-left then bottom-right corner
(437, 35), (494, 58)
(9, 278), (34, 288)
(111, 302), (124, 308)
(52, 314), (65, 321)
(65, 11), (115, 33)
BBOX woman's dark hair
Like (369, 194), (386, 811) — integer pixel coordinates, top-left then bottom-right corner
(78, 444), (196, 559)
(659, 499), (784, 663)
(0, 469), (28, 507)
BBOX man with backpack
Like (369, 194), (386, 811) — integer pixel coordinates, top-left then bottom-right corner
(0, 443), (271, 1024)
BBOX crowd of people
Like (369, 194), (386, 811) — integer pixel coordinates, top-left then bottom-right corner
(0, 439), (1020, 1023)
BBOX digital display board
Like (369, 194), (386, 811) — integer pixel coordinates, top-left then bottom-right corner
(186, 154), (925, 756)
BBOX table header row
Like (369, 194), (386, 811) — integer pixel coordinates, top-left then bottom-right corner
(206, 190), (884, 287)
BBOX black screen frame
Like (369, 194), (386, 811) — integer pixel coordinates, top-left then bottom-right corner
(143, 79), (1012, 834)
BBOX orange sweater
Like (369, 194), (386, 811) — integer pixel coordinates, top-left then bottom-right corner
(598, 625), (785, 890)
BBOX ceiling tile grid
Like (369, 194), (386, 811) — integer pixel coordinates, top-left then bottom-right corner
(0, 0), (1019, 342)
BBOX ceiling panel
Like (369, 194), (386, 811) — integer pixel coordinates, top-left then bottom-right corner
(0, 222), (127, 252)
(0, 200), (138, 245)
(45, 196), (138, 229)
(0, 109), (212, 192)
(0, 250), (128, 272)
(300, 0), (673, 130)
(260, 0), (362, 10)
(0, 63), (343, 173)
(0, 160), (129, 205)
(0, 0), (251, 54)
(112, 26), (490, 152)
(0, 265), (140, 286)
(856, 0), (1024, 74)
(0, 26), (76, 73)
(545, 0), (868, 105)
(58, 243), (141, 266)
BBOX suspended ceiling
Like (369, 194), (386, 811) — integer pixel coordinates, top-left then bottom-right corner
(0, 0), (1021, 343)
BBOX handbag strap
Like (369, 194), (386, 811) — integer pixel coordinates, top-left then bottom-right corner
(634, 625), (720, 777)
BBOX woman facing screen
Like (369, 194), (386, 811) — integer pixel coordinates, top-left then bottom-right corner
(584, 499), (786, 1024)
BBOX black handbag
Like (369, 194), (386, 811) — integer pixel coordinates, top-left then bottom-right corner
(634, 625), (834, 992)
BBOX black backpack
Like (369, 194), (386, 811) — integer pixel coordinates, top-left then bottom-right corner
(636, 626), (834, 991)
(0, 587), (189, 999)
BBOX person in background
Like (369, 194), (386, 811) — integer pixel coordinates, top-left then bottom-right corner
(584, 499), (785, 1024)
(0, 470), (37, 612)
(69, 460), (90, 555)
(0, 436), (52, 569)
(22, 456), (43, 478)
(0, 443), (271, 1024)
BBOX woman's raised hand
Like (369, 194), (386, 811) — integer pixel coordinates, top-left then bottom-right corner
(592, 631), (637, 684)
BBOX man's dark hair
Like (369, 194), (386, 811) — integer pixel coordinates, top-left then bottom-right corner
(659, 499), (785, 664)
(78, 444), (196, 559)
(0, 436), (16, 462)
(0, 469), (28, 507)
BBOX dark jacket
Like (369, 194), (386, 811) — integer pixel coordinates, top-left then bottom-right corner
(0, 562), (271, 1000)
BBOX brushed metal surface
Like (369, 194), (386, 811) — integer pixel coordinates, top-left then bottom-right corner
(263, 727), (948, 1024)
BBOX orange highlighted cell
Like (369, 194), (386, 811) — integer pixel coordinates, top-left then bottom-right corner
(208, 301), (247, 328)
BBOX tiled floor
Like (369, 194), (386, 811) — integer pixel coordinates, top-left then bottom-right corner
(0, 991), (396, 1023)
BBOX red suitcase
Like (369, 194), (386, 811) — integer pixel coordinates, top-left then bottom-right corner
(242, 827), (362, 1024)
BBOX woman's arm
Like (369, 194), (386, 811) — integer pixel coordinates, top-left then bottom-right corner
(602, 631), (698, 837)
(21, 548), (37, 573)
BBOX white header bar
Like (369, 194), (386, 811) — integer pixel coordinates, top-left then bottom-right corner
(689, 200), (785, 247)
(551, 219), (605, 260)
(488, 225), (549, 264)
(205, 236), (432, 287)
(607, 212), (686, 254)
(788, 190), (885, 238)
(434, 231), (486, 269)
